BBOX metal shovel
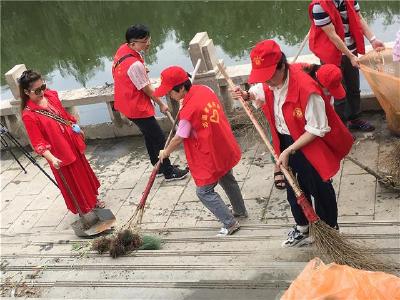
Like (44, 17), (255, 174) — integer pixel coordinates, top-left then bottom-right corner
(57, 169), (116, 238)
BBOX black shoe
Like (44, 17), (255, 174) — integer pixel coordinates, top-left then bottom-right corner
(164, 167), (189, 182)
(157, 164), (183, 178)
(348, 119), (375, 132)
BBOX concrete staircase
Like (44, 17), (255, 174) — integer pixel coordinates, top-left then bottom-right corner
(1, 221), (398, 299)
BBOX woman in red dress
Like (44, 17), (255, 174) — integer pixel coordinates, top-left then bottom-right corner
(19, 70), (103, 214)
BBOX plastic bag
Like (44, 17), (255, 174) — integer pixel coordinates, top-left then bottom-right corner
(281, 257), (400, 300)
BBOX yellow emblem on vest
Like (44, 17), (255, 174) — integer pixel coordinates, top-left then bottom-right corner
(201, 101), (220, 125)
(293, 107), (303, 119)
(253, 56), (264, 66)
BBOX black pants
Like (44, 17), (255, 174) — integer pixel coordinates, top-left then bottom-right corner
(334, 55), (361, 122)
(279, 134), (338, 228)
(131, 116), (173, 175)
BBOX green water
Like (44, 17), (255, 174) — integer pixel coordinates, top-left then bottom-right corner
(1, 1), (399, 123)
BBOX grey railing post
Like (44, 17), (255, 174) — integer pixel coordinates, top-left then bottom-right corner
(4, 64), (30, 145)
(188, 32), (234, 115)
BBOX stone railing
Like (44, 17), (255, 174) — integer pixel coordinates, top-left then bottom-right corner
(1, 32), (387, 146)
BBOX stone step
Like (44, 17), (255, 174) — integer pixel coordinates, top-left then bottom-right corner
(41, 283), (288, 299)
(2, 221), (398, 243)
(2, 265), (303, 285)
(1, 232), (398, 257)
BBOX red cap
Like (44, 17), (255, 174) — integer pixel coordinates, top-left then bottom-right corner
(316, 64), (346, 99)
(248, 40), (282, 84)
(153, 66), (189, 97)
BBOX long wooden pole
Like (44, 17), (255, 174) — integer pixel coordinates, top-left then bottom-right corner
(292, 29), (310, 63)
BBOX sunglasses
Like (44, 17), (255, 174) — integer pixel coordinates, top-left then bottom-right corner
(130, 37), (151, 44)
(29, 83), (47, 95)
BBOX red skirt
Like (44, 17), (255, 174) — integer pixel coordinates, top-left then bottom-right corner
(51, 152), (100, 214)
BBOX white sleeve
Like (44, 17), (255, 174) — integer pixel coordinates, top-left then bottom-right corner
(127, 61), (151, 90)
(304, 94), (331, 137)
(248, 83), (265, 109)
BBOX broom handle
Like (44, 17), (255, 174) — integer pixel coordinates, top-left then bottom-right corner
(217, 63), (304, 197)
(57, 169), (84, 217)
(347, 156), (386, 181)
(137, 114), (180, 208)
(137, 59), (202, 208)
(292, 29), (310, 63)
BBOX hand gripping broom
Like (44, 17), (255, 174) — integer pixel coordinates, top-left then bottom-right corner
(217, 62), (394, 272)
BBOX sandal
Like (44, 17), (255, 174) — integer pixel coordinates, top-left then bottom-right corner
(95, 200), (106, 209)
(274, 171), (286, 190)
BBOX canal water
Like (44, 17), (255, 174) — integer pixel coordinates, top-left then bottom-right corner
(1, 1), (399, 124)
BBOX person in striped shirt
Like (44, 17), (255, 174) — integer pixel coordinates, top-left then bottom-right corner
(309, 0), (385, 132)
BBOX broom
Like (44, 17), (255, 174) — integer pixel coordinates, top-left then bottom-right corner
(91, 112), (178, 257)
(347, 155), (400, 191)
(217, 62), (395, 271)
(92, 59), (202, 258)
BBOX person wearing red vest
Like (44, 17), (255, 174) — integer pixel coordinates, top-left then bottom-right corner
(233, 40), (353, 247)
(155, 66), (248, 236)
(112, 24), (188, 181)
(309, 0), (385, 132)
(247, 63), (346, 191)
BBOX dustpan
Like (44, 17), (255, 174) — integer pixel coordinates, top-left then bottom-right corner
(57, 169), (116, 238)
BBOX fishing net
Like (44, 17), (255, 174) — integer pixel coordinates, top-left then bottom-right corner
(359, 48), (400, 135)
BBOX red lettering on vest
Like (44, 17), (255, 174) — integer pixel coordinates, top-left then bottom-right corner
(180, 85), (241, 186)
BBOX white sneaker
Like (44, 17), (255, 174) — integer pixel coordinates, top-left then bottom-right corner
(217, 221), (240, 237)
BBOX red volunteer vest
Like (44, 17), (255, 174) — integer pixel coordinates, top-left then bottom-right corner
(180, 85), (241, 186)
(309, 0), (365, 66)
(261, 66), (353, 181)
(112, 44), (155, 119)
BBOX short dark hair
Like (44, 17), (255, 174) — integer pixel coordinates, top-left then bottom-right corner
(302, 63), (320, 80)
(172, 78), (192, 93)
(18, 70), (42, 111)
(125, 24), (150, 43)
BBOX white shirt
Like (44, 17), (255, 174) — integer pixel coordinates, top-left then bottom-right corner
(249, 73), (331, 137)
(126, 52), (150, 90)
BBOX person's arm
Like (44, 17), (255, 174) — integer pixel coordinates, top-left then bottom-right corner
(277, 132), (316, 169)
(159, 119), (191, 162)
(127, 62), (169, 113)
(142, 84), (169, 113)
(320, 23), (359, 67)
(159, 135), (183, 162)
(277, 94), (330, 168)
(42, 150), (62, 169)
(358, 13), (385, 50)
(22, 114), (62, 168)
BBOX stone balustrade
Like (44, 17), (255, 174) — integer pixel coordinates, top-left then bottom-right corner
(1, 32), (387, 146)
